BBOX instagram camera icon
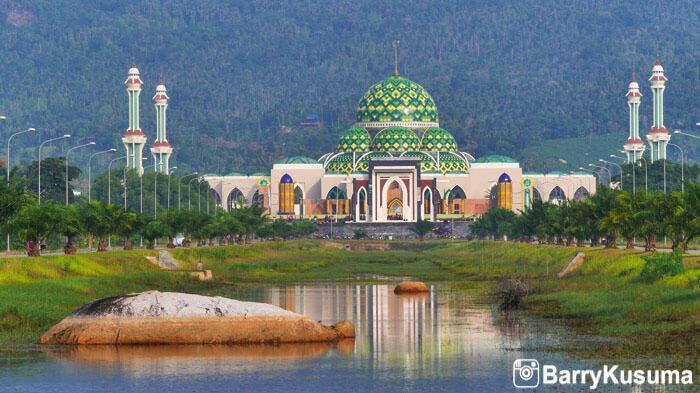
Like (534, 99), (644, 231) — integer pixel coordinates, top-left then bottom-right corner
(513, 359), (540, 388)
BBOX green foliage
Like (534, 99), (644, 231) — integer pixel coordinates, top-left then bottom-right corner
(2, 1), (697, 172)
(639, 249), (685, 282)
(411, 218), (434, 240)
(353, 229), (367, 239)
(8, 201), (63, 247)
(13, 158), (80, 204)
(471, 207), (517, 239)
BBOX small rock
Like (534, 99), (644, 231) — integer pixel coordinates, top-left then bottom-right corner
(394, 281), (430, 294)
(558, 252), (585, 278)
(158, 251), (181, 270)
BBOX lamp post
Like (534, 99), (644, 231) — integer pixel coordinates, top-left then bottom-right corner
(167, 167), (177, 209)
(5, 126), (35, 252)
(154, 167), (158, 219)
(673, 129), (700, 140)
(667, 142), (684, 192)
(140, 163), (155, 248)
(198, 178), (204, 213)
(588, 163), (612, 188)
(179, 172), (198, 210)
(88, 148), (116, 202)
(65, 142), (95, 205)
(638, 155), (648, 192)
(599, 159), (623, 191)
(108, 156), (126, 205)
(38, 134), (71, 203)
(188, 176), (200, 210)
(610, 154), (633, 193)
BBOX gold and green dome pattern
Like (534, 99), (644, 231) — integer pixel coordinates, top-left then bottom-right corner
(355, 75), (439, 128)
(325, 153), (355, 175)
(371, 126), (420, 153)
(436, 152), (469, 174)
(336, 127), (371, 153)
(421, 127), (458, 152)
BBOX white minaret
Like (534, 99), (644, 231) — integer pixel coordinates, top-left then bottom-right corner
(623, 73), (645, 163)
(150, 77), (172, 173)
(645, 59), (670, 162)
(122, 61), (147, 175)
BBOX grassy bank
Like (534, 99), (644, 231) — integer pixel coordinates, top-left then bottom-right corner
(0, 240), (698, 363)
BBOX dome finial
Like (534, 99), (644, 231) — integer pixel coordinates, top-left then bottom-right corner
(131, 48), (136, 68)
(655, 44), (660, 65)
(392, 40), (400, 76)
(632, 71), (636, 82)
(159, 66), (163, 84)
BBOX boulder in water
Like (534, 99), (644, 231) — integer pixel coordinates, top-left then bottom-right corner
(393, 281), (429, 294)
(40, 291), (355, 345)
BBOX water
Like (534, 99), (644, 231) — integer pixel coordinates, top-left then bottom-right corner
(0, 284), (694, 392)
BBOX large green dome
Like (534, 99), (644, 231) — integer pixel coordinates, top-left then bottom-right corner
(371, 126), (420, 153)
(421, 127), (458, 152)
(355, 75), (439, 129)
(336, 127), (370, 153)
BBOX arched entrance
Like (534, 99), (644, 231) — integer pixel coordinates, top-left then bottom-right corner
(423, 187), (433, 221)
(380, 178), (410, 221)
(448, 186), (466, 214)
(356, 187), (367, 221)
(326, 186), (347, 215)
(227, 188), (245, 211)
(549, 186), (566, 205)
(294, 186), (304, 216)
(573, 186), (589, 201)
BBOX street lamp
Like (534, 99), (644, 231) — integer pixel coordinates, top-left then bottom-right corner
(167, 167), (177, 209)
(188, 176), (200, 210)
(673, 129), (700, 140)
(599, 159), (623, 191)
(108, 156), (126, 205)
(578, 167), (599, 184)
(88, 148), (116, 202)
(65, 142), (95, 205)
(610, 154), (633, 193)
(38, 134), (71, 203)
(140, 161), (155, 214)
(667, 142), (684, 192)
(6, 127), (36, 181)
(180, 172), (198, 209)
(588, 163), (612, 187)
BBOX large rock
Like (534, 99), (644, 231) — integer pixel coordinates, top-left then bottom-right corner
(393, 281), (430, 294)
(40, 291), (355, 345)
(157, 251), (181, 270)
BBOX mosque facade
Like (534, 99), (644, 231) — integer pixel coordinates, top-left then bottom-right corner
(204, 48), (595, 222)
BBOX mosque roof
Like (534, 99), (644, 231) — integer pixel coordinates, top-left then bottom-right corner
(370, 126), (420, 153)
(472, 155), (518, 163)
(274, 156), (319, 165)
(355, 75), (439, 129)
(336, 127), (371, 153)
(420, 127), (458, 152)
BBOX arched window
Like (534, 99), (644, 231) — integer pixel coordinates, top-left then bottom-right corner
(549, 186), (566, 205)
(211, 189), (222, 208)
(279, 174), (294, 214)
(294, 186), (304, 204)
(227, 188), (245, 210)
(573, 186), (589, 201)
(252, 190), (264, 207)
(533, 188), (542, 201)
(423, 188), (432, 214)
(326, 186), (347, 200)
(358, 188), (367, 216)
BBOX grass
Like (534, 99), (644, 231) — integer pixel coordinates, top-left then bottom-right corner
(0, 239), (697, 365)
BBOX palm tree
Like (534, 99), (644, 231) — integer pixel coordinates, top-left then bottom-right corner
(141, 219), (165, 249)
(58, 204), (82, 254)
(114, 210), (141, 250)
(635, 191), (668, 251)
(9, 201), (63, 257)
(78, 200), (112, 252)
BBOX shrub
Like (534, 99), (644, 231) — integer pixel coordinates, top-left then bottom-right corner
(639, 249), (684, 282)
(353, 229), (367, 239)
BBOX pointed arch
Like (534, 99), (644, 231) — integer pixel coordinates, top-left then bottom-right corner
(356, 186), (368, 221)
(227, 188), (245, 210)
(533, 188), (542, 201)
(326, 186), (347, 200)
(423, 187), (434, 220)
(574, 186), (589, 201)
(549, 186), (566, 205)
(210, 189), (221, 208)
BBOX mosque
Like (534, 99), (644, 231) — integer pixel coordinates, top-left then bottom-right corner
(204, 43), (595, 222)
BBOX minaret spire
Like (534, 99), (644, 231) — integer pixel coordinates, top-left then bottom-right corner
(623, 72), (644, 163)
(646, 57), (670, 162)
(122, 61), (147, 175)
(392, 40), (400, 76)
(150, 73), (172, 174)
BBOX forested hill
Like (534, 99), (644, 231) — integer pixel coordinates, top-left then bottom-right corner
(0, 0), (697, 174)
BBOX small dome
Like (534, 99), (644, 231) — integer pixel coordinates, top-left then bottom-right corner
(280, 174), (293, 183)
(325, 153), (354, 175)
(355, 75), (439, 129)
(275, 156), (319, 165)
(498, 173), (512, 183)
(437, 152), (469, 174)
(421, 127), (458, 152)
(473, 154), (518, 164)
(371, 126), (420, 153)
(336, 127), (371, 153)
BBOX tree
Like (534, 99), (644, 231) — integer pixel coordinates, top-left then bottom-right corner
(115, 210), (142, 250)
(412, 218), (433, 241)
(15, 157), (80, 204)
(58, 204), (82, 254)
(141, 219), (166, 249)
(78, 200), (113, 251)
(9, 201), (63, 256)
